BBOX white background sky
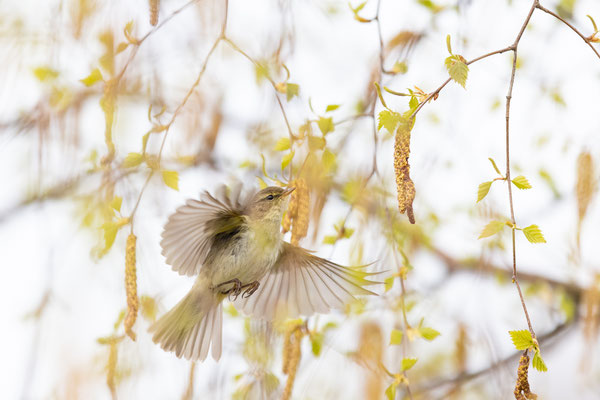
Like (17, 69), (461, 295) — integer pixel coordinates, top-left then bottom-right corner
(1, 0), (600, 399)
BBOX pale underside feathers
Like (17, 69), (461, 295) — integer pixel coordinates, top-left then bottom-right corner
(235, 242), (378, 320)
(160, 183), (250, 276)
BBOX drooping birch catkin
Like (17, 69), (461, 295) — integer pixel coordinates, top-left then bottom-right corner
(393, 118), (416, 224)
(291, 178), (309, 245)
(576, 151), (596, 222)
(124, 233), (139, 341)
(149, 0), (159, 26)
(282, 327), (303, 400)
(282, 181), (298, 233)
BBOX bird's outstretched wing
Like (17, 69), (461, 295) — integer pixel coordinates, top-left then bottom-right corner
(235, 242), (378, 319)
(161, 183), (250, 276)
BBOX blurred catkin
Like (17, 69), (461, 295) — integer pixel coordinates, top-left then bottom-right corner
(358, 322), (384, 400)
(107, 339), (118, 400)
(124, 234), (139, 341)
(394, 118), (416, 224)
(282, 181), (298, 233)
(514, 352), (536, 400)
(291, 179), (309, 245)
(149, 0), (159, 26)
(282, 326), (303, 400)
(576, 151), (596, 222)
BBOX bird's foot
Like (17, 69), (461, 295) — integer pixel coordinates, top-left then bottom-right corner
(241, 281), (260, 298)
(215, 278), (243, 301)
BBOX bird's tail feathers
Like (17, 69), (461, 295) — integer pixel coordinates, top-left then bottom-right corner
(150, 279), (222, 361)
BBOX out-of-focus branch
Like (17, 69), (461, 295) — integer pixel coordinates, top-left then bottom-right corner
(411, 319), (574, 398)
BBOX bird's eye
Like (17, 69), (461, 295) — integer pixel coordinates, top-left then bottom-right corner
(266, 194), (274, 200)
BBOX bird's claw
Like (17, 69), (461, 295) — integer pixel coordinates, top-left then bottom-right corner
(242, 281), (260, 298)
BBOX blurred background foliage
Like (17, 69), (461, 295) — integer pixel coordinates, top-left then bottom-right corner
(1, 0), (599, 399)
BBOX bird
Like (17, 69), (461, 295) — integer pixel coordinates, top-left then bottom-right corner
(150, 183), (378, 361)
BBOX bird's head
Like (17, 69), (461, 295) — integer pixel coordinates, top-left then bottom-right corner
(246, 186), (295, 225)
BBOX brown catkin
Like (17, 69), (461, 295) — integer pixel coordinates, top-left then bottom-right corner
(576, 151), (596, 222)
(107, 339), (118, 399)
(282, 182), (298, 234)
(124, 234), (139, 341)
(291, 178), (309, 245)
(282, 327), (303, 400)
(393, 119), (416, 224)
(149, 0), (159, 26)
(358, 322), (384, 400)
(513, 352), (537, 400)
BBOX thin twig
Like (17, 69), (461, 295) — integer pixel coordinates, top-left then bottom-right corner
(504, 0), (539, 338)
(536, 3), (600, 60)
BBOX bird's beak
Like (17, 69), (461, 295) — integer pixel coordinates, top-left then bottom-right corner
(282, 187), (295, 197)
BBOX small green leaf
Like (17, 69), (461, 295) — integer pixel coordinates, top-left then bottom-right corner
(116, 42), (129, 54)
(273, 137), (291, 151)
(286, 83), (299, 101)
(509, 330), (533, 350)
(377, 110), (402, 134)
(317, 116), (334, 135)
(419, 327), (440, 341)
(391, 61), (408, 74)
(101, 222), (118, 255)
(123, 152), (144, 168)
(445, 55), (469, 88)
(446, 34), (452, 54)
(321, 148), (337, 172)
(478, 220), (506, 239)
(384, 276), (395, 292)
(110, 196), (122, 212)
(512, 175), (532, 190)
(33, 66), (59, 82)
(323, 235), (337, 245)
(532, 351), (548, 372)
(162, 170), (179, 191)
(522, 224), (546, 244)
(281, 151), (294, 170)
(401, 357), (417, 371)
(311, 332), (324, 356)
(325, 104), (340, 112)
(385, 383), (396, 400)
(587, 14), (598, 32)
(390, 329), (403, 345)
(488, 157), (502, 175)
(408, 95), (418, 111)
(308, 135), (326, 151)
(477, 181), (493, 202)
(80, 68), (103, 87)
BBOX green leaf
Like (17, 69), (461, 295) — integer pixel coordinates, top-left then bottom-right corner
(273, 137), (291, 151)
(385, 383), (396, 400)
(162, 170), (179, 191)
(116, 42), (129, 54)
(477, 181), (493, 202)
(321, 148), (337, 172)
(286, 83), (299, 101)
(401, 357), (417, 371)
(80, 68), (103, 87)
(317, 116), (334, 135)
(444, 55), (469, 88)
(391, 61), (408, 74)
(390, 329), (403, 345)
(419, 327), (440, 341)
(101, 222), (119, 255)
(325, 104), (340, 112)
(508, 330), (533, 350)
(110, 196), (122, 212)
(311, 332), (324, 356)
(281, 151), (294, 170)
(255, 62), (270, 84)
(532, 351), (548, 372)
(123, 152), (144, 168)
(377, 109), (402, 134)
(446, 34), (452, 54)
(478, 220), (506, 239)
(323, 235), (338, 245)
(308, 135), (326, 151)
(408, 95), (418, 111)
(512, 175), (532, 190)
(522, 224), (546, 244)
(587, 15), (598, 32)
(384, 276), (395, 292)
(488, 157), (502, 175)
(33, 66), (59, 82)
